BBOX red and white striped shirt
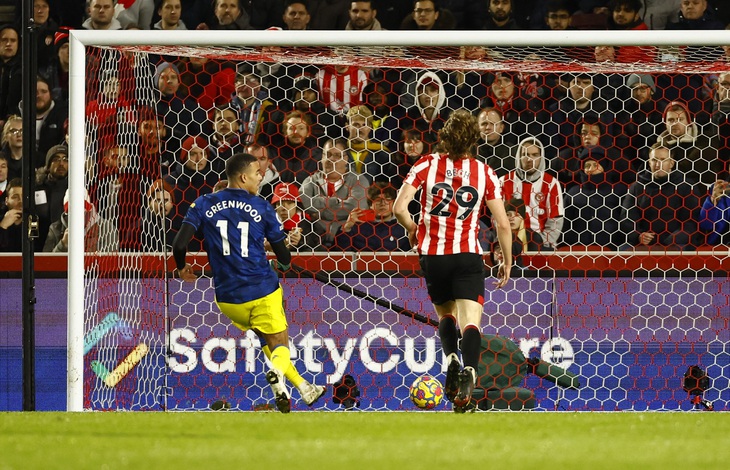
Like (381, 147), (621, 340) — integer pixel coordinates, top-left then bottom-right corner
(316, 65), (368, 115)
(499, 171), (564, 233)
(405, 153), (501, 255)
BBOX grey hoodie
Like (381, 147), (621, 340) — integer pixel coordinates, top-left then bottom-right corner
(505, 137), (564, 248)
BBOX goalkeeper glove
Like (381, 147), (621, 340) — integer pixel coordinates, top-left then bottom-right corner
(270, 259), (291, 271)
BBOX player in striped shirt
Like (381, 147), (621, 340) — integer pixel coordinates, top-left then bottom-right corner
(393, 110), (513, 412)
(499, 137), (564, 249)
(172, 153), (325, 413)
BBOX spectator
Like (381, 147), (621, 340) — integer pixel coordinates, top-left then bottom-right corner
(154, 0), (187, 29)
(620, 144), (704, 250)
(500, 137), (564, 249)
(385, 71), (449, 151)
(664, 0), (724, 62)
(209, 105), (245, 174)
(0, 116), (30, 180)
(344, 105), (394, 184)
(33, 0), (60, 77)
(35, 144), (69, 250)
(542, 0), (577, 30)
(482, 198), (544, 266)
(480, 71), (541, 140)
(271, 75), (330, 143)
(269, 181), (318, 250)
(553, 115), (630, 190)
(0, 153), (7, 199)
(447, 46), (499, 113)
(172, 0), (213, 31)
(334, 181), (410, 251)
(247, 142), (281, 201)
(117, 0), (155, 29)
(154, 61), (206, 159)
(615, 74), (667, 168)
(300, 137), (368, 246)
(400, 0), (456, 30)
(282, 0), (311, 30)
(139, 178), (180, 251)
(46, 27), (70, 104)
(315, 64), (368, 117)
(0, 177), (22, 252)
(475, 107), (515, 178)
(83, 0), (123, 30)
(0, 25), (21, 128)
(393, 126), (431, 188)
(43, 188), (108, 252)
(547, 73), (614, 157)
(607, 0), (656, 62)
(657, 101), (718, 187)
(35, 75), (68, 165)
(558, 119), (629, 248)
(273, 110), (321, 183)
(199, 0), (254, 30)
(346, 0), (384, 30)
(482, 0), (520, 29)
(117, 107), (166, 251)
(229, 69), (276, 145)
(711, 71), (730, 171)
(175, 57), (229, 104)
(306, 0), (350, 29)
(698, 171), (730, 245)
(642, 0), (681, 29)
(665, 0), (724, 30)
(86, 71), (132, 140)
(166, 135), (222, 217)
(364, 81), (399, 150)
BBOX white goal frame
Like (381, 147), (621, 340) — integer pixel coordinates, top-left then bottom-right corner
(67, 29), (730, 411)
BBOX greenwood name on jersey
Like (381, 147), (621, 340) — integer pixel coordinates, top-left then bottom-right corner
(182, 187), (286, 304)
(405, 152), (502, 255)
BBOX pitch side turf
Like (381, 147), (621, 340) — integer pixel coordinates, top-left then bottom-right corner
(0, 412), (727, 469)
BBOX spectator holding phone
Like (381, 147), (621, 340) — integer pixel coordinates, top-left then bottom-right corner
(334, 182), (410, 251)
(268, 182), (319, 251)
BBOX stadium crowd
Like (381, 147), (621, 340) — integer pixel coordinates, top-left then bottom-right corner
(1, 0), (730, 258)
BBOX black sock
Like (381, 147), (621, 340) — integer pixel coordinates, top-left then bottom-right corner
(461, 325), (481, 371)
(438, 315), (458, 357)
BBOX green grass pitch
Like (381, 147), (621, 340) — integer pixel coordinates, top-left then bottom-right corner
(1, 412), (728, 469)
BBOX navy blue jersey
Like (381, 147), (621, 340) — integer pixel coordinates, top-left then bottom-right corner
(182, 187), (286, 304)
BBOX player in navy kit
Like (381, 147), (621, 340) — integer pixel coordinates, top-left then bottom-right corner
(172, 153), (325, 413)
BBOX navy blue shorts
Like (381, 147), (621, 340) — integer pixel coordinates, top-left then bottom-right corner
(419, 253), (485, 305)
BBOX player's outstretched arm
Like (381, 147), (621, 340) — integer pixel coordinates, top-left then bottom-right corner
(172, 223), (198, 282)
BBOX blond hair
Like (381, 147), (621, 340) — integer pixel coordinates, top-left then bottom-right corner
(1, 115), (21, 147)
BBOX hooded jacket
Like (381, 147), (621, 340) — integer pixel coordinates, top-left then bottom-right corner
(385, 71), (449, 149)
(499, 137), (564, 248)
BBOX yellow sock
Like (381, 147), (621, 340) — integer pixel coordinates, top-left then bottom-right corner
(263, 345), (305, 388)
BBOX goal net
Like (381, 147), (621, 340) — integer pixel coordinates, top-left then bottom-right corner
(68, 30), (730, 411)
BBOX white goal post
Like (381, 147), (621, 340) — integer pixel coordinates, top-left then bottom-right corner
(67, 29), (730, 412)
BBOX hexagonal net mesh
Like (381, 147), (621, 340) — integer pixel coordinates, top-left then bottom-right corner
(78, 39), (729, 411)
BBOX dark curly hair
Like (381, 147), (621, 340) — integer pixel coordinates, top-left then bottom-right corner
(437, 109), (480, 160)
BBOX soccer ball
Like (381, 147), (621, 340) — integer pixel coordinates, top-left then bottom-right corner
(409, 375), (444, 410)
